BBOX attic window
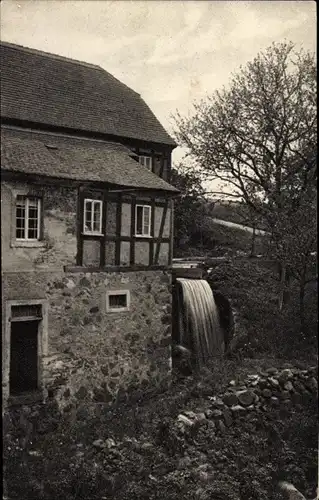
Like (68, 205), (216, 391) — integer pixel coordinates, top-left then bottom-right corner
(139, 156), (152, 170)
(106, 290), (130, 313)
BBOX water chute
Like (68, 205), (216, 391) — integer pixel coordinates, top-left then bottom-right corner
(174, 278), (225, 370)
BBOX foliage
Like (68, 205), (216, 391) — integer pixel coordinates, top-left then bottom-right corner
(170, 163), (213, 255)
(207, 259), (317, 358)
(4, 363), (318, 500)
(173, 40), (317, 322)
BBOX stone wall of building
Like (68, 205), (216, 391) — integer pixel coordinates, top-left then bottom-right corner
(1, 181), (77, 272)
(2, 270), (172, 411)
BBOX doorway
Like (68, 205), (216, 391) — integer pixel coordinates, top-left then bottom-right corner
(10, 321), (39, 395)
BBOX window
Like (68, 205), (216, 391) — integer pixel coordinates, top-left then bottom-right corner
(139, 156), (152, 170)
(135, 205), (151, 237)
(15, 196), (41, 240)
(83, 199), (103, 235)
(106, 290), (130, 312)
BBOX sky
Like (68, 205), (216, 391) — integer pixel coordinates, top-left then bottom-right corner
(1, 0), (317, 167)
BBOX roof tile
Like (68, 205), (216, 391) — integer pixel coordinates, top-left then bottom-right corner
(1, 42), (176, 147)
(1, 127), (178, 193)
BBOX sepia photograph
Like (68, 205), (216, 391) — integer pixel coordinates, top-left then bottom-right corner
(1, 1), (317, 499)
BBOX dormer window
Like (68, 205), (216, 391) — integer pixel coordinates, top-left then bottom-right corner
(16, 196), (41, 241)
(139, 156), (152, 171)
(83, 199), (103, 235)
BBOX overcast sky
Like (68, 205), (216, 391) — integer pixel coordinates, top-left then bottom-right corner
(1, 0), (316, 166)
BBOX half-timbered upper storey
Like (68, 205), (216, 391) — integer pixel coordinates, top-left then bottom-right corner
(1, 41), (179, 272)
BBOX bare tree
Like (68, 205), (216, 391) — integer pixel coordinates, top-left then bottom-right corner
(173, 41), (317, 316)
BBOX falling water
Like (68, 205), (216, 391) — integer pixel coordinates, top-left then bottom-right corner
(175, 278), (224, 369)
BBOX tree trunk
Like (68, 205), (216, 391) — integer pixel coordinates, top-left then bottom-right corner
(278, 262), (286, 311)
(250, 226), (256, 257)
(299, 277), (306, 336)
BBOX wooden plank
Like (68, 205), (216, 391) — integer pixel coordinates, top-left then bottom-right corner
(64, 264), (172, 273)
(159, 155), (164, 178)
(154, 200), (169, 265)
(130, 197), (136, 265)
(115, 194), (122, 265)
(168, 198), (174, 266)
(149, 198), (156, 266)
(76, 187), (84, 266)
(100, 191), (107, 267)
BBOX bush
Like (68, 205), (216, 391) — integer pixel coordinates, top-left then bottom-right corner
(207, 259), (318, 360)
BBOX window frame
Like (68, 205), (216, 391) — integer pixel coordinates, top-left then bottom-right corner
(83, 198), (103, 236)
(105, 290), (130, 313)
(15, 195), (42, 242)
(4, 299), (49, 405)
(138, 155), (152, 171)
(135, 204), (152, 237)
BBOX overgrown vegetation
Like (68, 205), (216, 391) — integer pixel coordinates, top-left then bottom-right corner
(172, 40), (317, 326)
(4, 362), (318, 500)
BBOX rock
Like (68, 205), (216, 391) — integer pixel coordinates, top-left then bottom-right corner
(250, 380), (260, 387)
(266, 367), (278, 375)
(177, 414), (194, 427)
(177, 456), (192, 470)
(195, 413), (207, 424)
(211, 409), (223, 418)
(205, 409), (213, 418)
(93, 439), (105, 449)
(278, 481), (307, 500)
(66, 279), (76, 289)
(293, 381), (306, 393)
(229, 380), (236, 386)
(222, 409), (233, 427)
(236, 390), (255, 406)
(140, 442), (154, 454)
(216, 420), (226, 434)
(222, 393), (239, 407)
(281, 399), (293, 410)
(268, 377), (280, 388)
(105, 438), (116, 449)
(278, 369), (293, 384)
(231, 405), (246, 414)
(270, 397), (279, 406)
(305, 377), (318, 393)
(278, 390), (290, 400)
(184, 411), (197, 419)
(262, 389), (272, 398)
(258, 378), (268, 389)
(206, 420), (216, 432)
(284, 381), (294, 392)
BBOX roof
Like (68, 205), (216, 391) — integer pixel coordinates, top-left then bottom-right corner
(1, 127), (179, 193)
(0, 41), (176, 147)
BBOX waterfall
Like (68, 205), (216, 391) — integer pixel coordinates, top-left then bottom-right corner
(175, 278), (224, 369)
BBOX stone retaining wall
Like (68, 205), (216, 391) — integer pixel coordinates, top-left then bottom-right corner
(175, 366), (318, 435)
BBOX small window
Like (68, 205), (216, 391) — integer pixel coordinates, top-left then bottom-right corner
(139, 156), (152, 170)
(15, 196), (41, 241)
(83, 199), (103, 235)
(135, 205), (151, 237)
(106, 290), (130, 312)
